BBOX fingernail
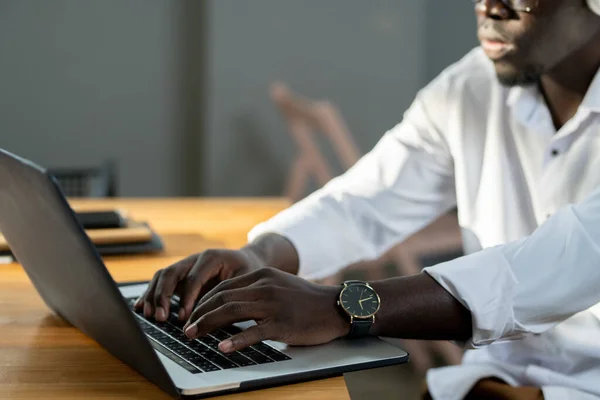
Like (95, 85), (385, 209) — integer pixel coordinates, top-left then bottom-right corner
(178, 309), (186, 320)
(219, 340), (233, 353)
(185, 323), (198, 338)
(156, 307), (166, 321)
(134, 297), (142, 307)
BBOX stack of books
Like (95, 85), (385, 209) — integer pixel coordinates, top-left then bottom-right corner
(0, 210), (164, 264)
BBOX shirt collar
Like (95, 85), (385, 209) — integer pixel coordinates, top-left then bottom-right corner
(506, 84), (538, 119)
(580, 67), (600, 113)
(506, 66), (600, 114)
(506, 84), (555, 136)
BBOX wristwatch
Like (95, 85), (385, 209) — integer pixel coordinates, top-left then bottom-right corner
(337, 280), (381, 339)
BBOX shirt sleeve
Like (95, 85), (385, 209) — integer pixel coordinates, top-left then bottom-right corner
(424, 184), (600, 347)
(248, 84), (457, 280)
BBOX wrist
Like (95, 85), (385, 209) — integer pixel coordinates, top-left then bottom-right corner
(325, 285), (351, 338)
(242, 233), (300, 275)
(238, 246), (267, 273)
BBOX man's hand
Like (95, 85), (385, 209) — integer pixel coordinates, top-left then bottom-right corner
(134, 248), (265, 322)
(133, 233), (300, 323)
(182, 267), (350, 353)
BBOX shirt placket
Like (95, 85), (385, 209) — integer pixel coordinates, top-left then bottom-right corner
(537, 110), (590, 223)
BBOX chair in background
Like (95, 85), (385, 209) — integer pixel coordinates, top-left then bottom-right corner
(48, 160), (118, 198)
(271, 81), (465, 373)
(269, 81), (361, 202)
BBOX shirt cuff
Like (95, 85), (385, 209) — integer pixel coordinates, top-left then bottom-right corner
(423, 247), (526, 347)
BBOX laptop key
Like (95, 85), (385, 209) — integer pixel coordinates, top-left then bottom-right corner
(148, 338), (201, 374)
(189, 356), (220, 372)
(251, 343), (274, 354)
(207, 353), (238, 369)
(140, 324), (154, 333)
(188, 342), (214, 355)
(198, 362), (220, 372)
(222, 352), (256, 367)
(199, 335), (221, 350)
(252, 343), (292, 361)
(154, 322), (169, 332)
(170, 343), (188, 353)
(199, 362), (220, 372)
(210, 329), (231, 341)
(133, 308), (290, 370)
(180, 348), (196, 357)
(158, 343), (220, 372)
(161, 325), (179, 335)
(240, 348), (273, 364)
(262, 349), (291, 362)
(162, 338), (178, 347)
(188, 342), (236, 369)
(152, 332), (169, 342)
(171, 330), (193, 343)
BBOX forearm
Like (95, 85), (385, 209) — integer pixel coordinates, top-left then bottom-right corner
(242, 233), (300, 275)
(369, 273), (472, 341)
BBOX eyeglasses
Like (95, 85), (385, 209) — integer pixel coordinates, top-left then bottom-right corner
(472, 0), (539, 13)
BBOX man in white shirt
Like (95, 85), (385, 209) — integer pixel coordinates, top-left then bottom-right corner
(137, 1), (600, 399)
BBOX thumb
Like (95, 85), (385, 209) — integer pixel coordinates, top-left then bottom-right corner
(218, 324), (269, 353)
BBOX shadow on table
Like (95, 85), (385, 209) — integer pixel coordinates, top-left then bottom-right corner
(345, 363), (423, 400)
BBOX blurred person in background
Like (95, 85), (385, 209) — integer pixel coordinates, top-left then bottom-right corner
(138, 1), (600, 399)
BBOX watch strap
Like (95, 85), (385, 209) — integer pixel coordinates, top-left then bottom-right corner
(346, 317), (373, 339)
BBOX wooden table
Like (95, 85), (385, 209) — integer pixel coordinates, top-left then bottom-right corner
(0, 198), (350, 400)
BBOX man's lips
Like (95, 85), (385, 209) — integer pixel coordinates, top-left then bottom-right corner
(479, 36), (515, 60)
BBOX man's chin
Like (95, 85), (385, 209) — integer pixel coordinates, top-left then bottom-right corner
(494, 63), (539, 87)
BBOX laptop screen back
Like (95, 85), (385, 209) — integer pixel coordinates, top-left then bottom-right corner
(0, 149), (178, 398)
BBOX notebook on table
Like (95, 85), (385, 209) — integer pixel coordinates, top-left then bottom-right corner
(0, 212), (164, 259)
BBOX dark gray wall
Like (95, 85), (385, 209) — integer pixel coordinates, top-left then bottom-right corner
(202, 0), (478, 196)
(0, 0), (184, 196)
(203, 0), (425, 196)
(0, 0), (477, 197)
(423, 0), (478, 82)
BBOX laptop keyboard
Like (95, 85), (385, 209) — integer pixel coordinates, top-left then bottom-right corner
(127, 298), (291, 374)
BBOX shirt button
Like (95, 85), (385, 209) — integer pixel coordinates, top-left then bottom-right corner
(551, 149), (560, 157)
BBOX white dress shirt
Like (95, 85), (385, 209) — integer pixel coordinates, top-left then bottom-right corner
(248, 47), (600, 400)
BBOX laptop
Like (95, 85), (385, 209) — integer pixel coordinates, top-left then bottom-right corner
(0, 148), (408, 398)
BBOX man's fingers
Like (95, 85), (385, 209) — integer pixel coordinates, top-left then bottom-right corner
(184, 301), (267, 339)
(186, 287), (265, 329)
(178, 253), (225, 320)
(133, 295), (144, 309)
(148, 253), (200, 321)
(198, 268), (269, 305)
(218, 325), (270, 353)
(151, 254), (200, 321)
(152, 267), (181, 321)
(135, 255), (197, 318)
(140, 271), (161, 318)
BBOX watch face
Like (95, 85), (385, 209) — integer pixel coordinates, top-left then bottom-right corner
(339, 284), (380, 318)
